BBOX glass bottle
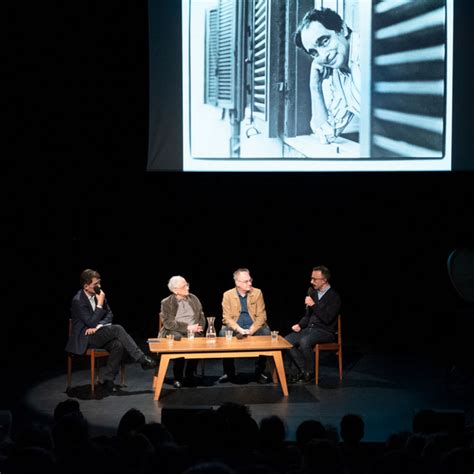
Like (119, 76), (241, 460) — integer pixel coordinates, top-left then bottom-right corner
(206, 316), (217, 343)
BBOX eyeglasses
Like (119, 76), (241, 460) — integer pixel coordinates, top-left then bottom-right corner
(176, 283), (190, 290)
(237, 278), (253, 284)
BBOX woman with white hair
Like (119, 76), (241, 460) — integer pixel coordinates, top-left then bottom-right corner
(158, 276), (205, 388)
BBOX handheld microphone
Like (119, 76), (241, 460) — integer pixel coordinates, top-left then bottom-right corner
(305, 287), (313, 309)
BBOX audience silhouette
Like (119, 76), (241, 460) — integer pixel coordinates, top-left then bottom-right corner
(0, 402), (472, 473)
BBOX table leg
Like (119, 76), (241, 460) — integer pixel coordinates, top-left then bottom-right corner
(272, 351), (288, 396)
(154, 354), (171, 401)
(267, 357), (278, 383)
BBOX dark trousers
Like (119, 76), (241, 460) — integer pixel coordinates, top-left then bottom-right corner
(219, 326), (271, 376)
(88, 324), (144, 382)
(172, 333), (203, 381)
(285, 327), (335, 374)
(173, 358), (199, 381)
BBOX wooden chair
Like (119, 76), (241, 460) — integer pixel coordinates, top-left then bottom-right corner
(314, 315), (342, 385)
(66, 319), (125, 394)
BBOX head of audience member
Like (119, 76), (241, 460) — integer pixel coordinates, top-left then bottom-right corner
(117, 408), (146, 438)
(311, 265), (331, 292)
(233, 268), (253, 295)
(52, 411), (89, 455)
(302, 438), (344, 474)
(168, 275), (190, 299)
(296, 419), (327, 451)
(258, 415), (287, 451)
(120, 431), (155, 473)
(216, 402), (259, 454)
(150, 441), (188, 474)
(294, 8), (351, 71)
(139, 422), (174, 450)
(53, 399), (81, 423)
(340, 413), (365, 445)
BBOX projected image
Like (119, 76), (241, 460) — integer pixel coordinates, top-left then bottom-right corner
(182, 0), (453, 171)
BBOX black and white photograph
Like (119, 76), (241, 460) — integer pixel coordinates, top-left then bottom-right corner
(182, 0), (453, 171)
(4, 2), (474, 473)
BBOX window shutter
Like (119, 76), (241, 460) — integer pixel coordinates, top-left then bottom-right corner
(250, 0), (268, 119)
(217, 0), (237, 108)
(204, 8), (218, 106)
(371, 0), (447, 158)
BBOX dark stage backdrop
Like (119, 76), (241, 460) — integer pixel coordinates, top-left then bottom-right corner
(3, 1), (474, 407)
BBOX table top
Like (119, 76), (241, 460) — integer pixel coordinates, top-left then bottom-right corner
(147, 335), (292, 354)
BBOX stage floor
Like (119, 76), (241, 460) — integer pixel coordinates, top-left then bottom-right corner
(14, 347), (474, 443)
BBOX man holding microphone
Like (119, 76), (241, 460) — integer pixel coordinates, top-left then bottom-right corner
(285, 266), (341, 383)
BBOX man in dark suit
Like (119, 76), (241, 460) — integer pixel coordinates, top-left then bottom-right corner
(65, 268), (156, 393)
(285, 265), (341, 383)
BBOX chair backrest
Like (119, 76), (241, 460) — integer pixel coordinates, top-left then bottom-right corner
(158, 313), (163, 337)
(447, 248), (474, 303)
(336, 314), (342, 345)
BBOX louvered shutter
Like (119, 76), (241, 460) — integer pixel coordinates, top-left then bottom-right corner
(217, 0), (237, 108)
(250, 0), (268, 119)
(371, 0), (448, 158)
(204, 8), (218, 106)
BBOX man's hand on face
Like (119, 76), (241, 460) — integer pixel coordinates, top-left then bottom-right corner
(310, 60), (330, 91)
(96, 290), (106, 306)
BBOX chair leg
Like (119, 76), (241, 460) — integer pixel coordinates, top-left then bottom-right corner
(90, 353), (95, 394)
(67, 355), (72, 388)
(96, 359), (101, 383)
(315, 347), (320, 385)
(338, 348), (343, 382)
(119, 364), (125, 385)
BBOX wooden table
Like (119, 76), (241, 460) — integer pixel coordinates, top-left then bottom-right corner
(148, 335), (293, 400)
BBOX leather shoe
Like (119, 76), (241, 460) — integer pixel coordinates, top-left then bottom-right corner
(298, 372), (314, 384)
(218, 373), (237, 383)
(140, 355), (157, 370)
(173, 380), (182, 389)
(289, 372), (303, 384)
(101, 380), (121, 394)
(255, 372), (269, 384)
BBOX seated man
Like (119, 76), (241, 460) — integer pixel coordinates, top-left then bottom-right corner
(65, 268), (156, 394)
(219, 268), (271, 384)
(285, 266), (341, 383)
(158, 275), (205, 388)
